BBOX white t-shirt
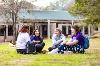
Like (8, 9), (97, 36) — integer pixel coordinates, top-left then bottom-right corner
(16, 32), (30, 49)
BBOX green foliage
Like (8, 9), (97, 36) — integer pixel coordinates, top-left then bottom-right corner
(69, 0), (100, 25)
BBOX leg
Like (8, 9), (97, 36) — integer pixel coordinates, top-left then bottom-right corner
(48, 47), (54, 51)
(41, 42), (45, 49)
(16, 49), (27, 54)
(27, 44), (35, 54)
(35, 43), (45, 53)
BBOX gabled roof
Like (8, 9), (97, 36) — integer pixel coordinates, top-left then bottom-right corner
(18, 9), (77, 21)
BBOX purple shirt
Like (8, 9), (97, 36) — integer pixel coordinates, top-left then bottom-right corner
(30, 35), (43, 44)
(72, 32), (84, 45)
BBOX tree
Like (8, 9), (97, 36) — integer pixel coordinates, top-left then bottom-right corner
(69, 0), (100, 25)
(0, 0), (35, 44)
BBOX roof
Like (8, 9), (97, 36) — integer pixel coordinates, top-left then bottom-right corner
(18, 9), (77, 21)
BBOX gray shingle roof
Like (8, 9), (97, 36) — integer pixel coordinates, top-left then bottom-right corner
(18, 10), (77, 20)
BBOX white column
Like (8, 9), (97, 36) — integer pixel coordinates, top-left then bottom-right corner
(48, 20), (50, 39)
(71, 20), (74, 26)
(88, 24), (91, 37)
(82, 26), (85, 35)
(66, 25), (68, 34)
(40, 25), (42, 36)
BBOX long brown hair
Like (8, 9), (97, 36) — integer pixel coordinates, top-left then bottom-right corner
(72, 25), (80, 33)
(33, 29), (40, 36)
(19, 25), (29, 33)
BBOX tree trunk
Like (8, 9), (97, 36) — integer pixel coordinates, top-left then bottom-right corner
(12, 12), (17, 45)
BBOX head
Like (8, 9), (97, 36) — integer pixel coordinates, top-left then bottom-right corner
(20, 25), (29, 33)
(33, 29), (40, 36)
(71, 25), (80, 35)
(54, 28), (62, 36)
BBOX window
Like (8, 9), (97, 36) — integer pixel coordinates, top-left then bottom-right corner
(0, 25), (6, 36)
(85, 27), (88, 34)
(8, 25), (13, 36)
(68, 26), (71, 35)
(62, 26), (66, 35)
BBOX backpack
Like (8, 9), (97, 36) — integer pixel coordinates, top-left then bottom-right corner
(83, 36), (90, 49)
(26, 41), (36, 54)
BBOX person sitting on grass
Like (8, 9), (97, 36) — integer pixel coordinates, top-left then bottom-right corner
(30, 29), (45, 53)
(48, 28), (66, 54)
(16, 25), (30, 54)
(48, 25), (84, 54)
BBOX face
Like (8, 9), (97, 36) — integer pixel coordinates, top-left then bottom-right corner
(71, 28), (76, 35)
(54, 29), (60, 36)
(34, 30), (40, 36)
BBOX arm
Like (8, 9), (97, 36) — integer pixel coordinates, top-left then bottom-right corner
(32, 40), (41, 43)
(25, 33), (31, 43)
(52, 34), (66, 45)
(52, 35), (63, 45)
(66, 34), (82, 45)
(61, 35), (66, 44)
(66, 40), (78, 45)
(32, 37), (43, 44)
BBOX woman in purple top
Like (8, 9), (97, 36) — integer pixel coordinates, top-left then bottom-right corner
(30, 29), (45, 53)
(66, 25), (84, 45)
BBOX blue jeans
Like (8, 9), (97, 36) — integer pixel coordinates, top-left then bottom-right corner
(58, 44), (84, 53)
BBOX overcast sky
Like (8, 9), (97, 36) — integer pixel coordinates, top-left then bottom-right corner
(0, 0), (75, 8)
(27, 0), (59, 7)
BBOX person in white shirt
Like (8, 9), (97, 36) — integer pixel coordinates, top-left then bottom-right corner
(16, 25), (30, 54)
(48, 28), (66, 54)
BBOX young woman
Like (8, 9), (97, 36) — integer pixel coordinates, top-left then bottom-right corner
(48, 28), (66, 54)
(58, 25), (84, 53)
(16, 25), (30, 54)
(30, 29), (45, 53)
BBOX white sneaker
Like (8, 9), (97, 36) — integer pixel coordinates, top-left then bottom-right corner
(64, 51), (73, 54)
(48, 48), (59, 54)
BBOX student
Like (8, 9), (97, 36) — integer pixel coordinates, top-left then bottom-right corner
(30, 29), (45, 53)
(58, 25), (84, 53)
(16, 25), (30, 54)
(48, 28), (66, 54)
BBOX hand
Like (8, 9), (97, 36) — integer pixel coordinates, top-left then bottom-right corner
(33, 40), (40, 43)
(66, 42), (70, 45)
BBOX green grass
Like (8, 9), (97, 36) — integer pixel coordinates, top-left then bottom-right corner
(0, 34), (100, 66)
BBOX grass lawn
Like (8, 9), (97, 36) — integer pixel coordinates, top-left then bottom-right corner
(0, 34), (100, 66)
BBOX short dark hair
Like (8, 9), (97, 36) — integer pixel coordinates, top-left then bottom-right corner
(72, 25), (80, 33)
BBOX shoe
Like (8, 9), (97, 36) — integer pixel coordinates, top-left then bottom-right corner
(48, 48), (59, 54)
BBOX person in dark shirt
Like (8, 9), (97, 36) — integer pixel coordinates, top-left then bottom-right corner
(30, 29), (45, 53)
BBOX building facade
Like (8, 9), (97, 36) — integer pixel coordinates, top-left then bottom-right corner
(0, 10), (99, 42)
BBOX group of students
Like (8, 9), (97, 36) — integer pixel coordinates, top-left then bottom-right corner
(16, 25), (86, 54)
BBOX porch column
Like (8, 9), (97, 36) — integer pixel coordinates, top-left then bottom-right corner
(48, 20), (50, 39)
(82, 26), (85, 35)
(66, 26), (68, 34)
(71, 20), (74, 26)
(88, 24), (91, 37)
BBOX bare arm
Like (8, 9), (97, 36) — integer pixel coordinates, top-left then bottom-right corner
(66, 40), (78, 45)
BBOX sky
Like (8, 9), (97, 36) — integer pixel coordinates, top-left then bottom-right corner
(27, 0), (59, 7)
(0, 0), (75, 8)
